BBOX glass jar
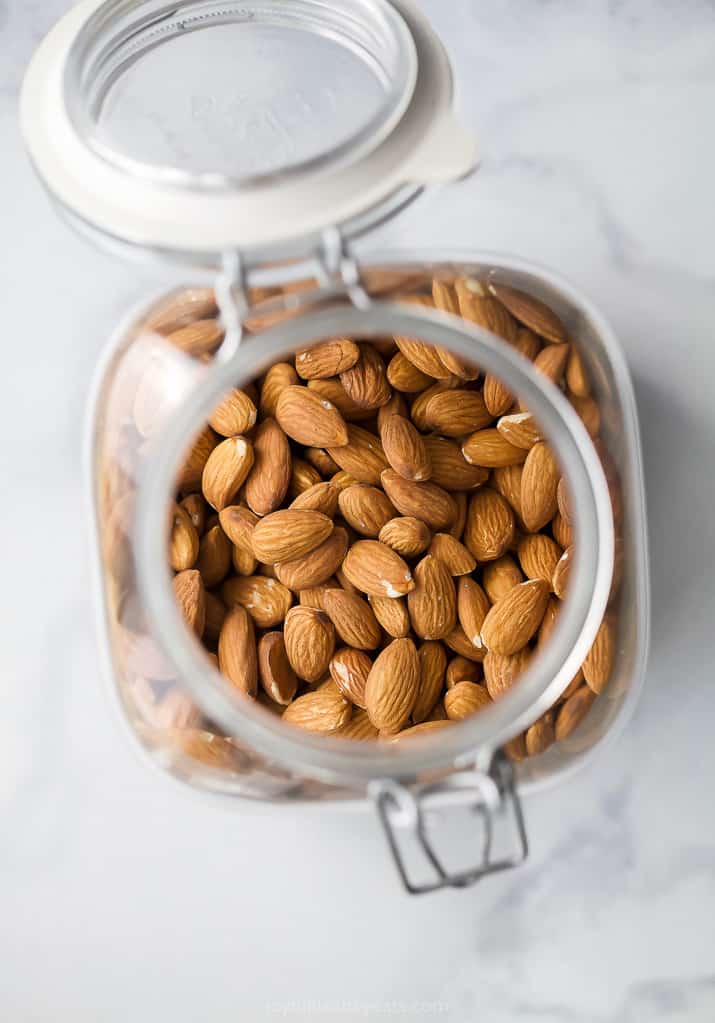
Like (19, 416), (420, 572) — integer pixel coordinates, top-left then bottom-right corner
(22, 0), (648, 893)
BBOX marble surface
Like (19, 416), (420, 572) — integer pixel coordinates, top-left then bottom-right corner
(2, 1), (715, 1020)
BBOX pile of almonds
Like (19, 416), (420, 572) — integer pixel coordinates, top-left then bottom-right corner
(168, 276), (620, 760)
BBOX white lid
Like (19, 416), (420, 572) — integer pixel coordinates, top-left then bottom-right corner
(21, 0), (477, 259)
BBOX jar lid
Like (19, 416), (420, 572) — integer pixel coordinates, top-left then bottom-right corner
(21, 0), (477, 260)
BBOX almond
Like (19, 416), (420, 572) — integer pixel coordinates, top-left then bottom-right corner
(218, 504), (258, 550)
(323, 589), (382, 650)
(446, 655), (483, 688)
(497, 411), (542, 450)
(282, 688), (351, 733)
(295, 338), (360, 379)
(457, 577), (490, 650)
(196, 524), (232, 588)
(422, 436), (488, 491)
(482, 554), (523, 603)
(483, 372), (515, 418)
(284, 606), (336, 682)
(221, 575), (293, 628)
(378, 516), (431, 558)
(537, 595), (561, 650)
(443, 623), (485, 662)
(462, 429), (527, 469)
(464, 487), (515, 562)
(258, 632), (297, 705)
(380, 414), (431, 481)
(144, 289), (217, 335)
(172, 569), (206, 637)
(179, 493), (207, 536)
(481, 579), (550, 655)
(289, 458), (322, 498)
(341, 539), (414, 598)
(432, 279), (480, 379)
(250, 509), (334, 564)
(243, 418), (291, 516)
(566, 346), (590, 397)
(259, 362), (299, 418)
(275, 527), (349, 590)
(377, 391), (409, 433)
(169, 503), (199, 571)
(450, 491), (468, 539)
(521, 442), (560, 531)
(582, 617), (615, 694)
(275, 385), (349, 447)
(428, 533), (476, 575)
(531, 343), (569, 388)
(368, 594), (411, 638)
(517, 533), (562, 585)
(386, 352), (434, 393)
(365, 638), (420, 734)
(202, 435), (255, 511)
(390, 720), (453, 741)
(408, 555), (456, 640)
(177, 425), (218, 492)
(208, 388), (257, 436)
(218, 606), (257, 696)
(232, 539), (257, 577)
(444, 681), (491, 720)
(165, 318), (224, 356)
(394, 334), (451, 381)
(298, 580), (341, 611)
(454, 277), (517, 342)
(551, 545), (573, 598)
(290, 481), (339, 517)
(410, 379), (460, 431)
(339, 343), (391, 409)
(381, 469), (457, 530)
(327, 425), (388, 485)
(330, 469), (359, 493)
(552, 511), (574, 549)
(203, 591), (226, 643)
(555, 685), (595, 740)
(569, 393), (601, 438)
(329, 647), (372, 708)
(423, 389), (493, 437)
(338, 484), (396, 537)
(487, 283), (567, 344)
(525, 712), (555, 756)
(412, 641), (448, 722)
(491, 464), (524, 521)
(303, 447), (339, 477)
(484, 647), (532, 700)
(307, 377), (374, 422)
(335, 708), (379, 740)
(556, 477), (573, 525)
(503, 734), (527, 762)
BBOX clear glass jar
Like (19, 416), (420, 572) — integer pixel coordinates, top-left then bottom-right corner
(22, 0), (648, 892)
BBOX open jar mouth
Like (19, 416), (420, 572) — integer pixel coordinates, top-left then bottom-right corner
(132, 294), (615, 787)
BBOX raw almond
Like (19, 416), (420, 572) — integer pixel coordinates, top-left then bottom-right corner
(552, 511), (574, 549)
(482, 554), (523, 603)
(339, 343), (391, 409)
(259, 362), (299, 418)
(517, 533), (562, 585)
(173, 569), (206, 637)
(408, 555), (456, 641)
(446, 655), (483, 688)
(275, 527), (349, 590)
(454, 277), (517, 342)
(390, 720), (453, 741)
(450, 492), (468, 540)
(330, 469), (359, 493)
(329, 647), (372, 708)
(462, 429), (527, 469)
(537, 595), (561, 650)
(304, 447), (339, 477)
(422, 436), (489, 491)
(552, 545), (573, 598)
(251, 509), (333, 564)
(412, 641), (448, 722)
(284, 606), (336, 682)
(464, 487), (515, 562)
(381, 469), (456, 530)
(169, 503), (199, 571)
(232, 539), (257, 576)
(380, 414), (431, 481)
(364, 638), (420, 734)
(410, 379), (460, 431)
(218, 606), (257, 696)
(394, 333), (451, 381)
(582, 618), (615, 694)
(177, 425), (218, 491)
(481, 579), (550, 655)
(484, 647), (532, 700)
(327, 425), (388, 485)
(428, 533), (476, 575)
(368, 594), (411, 638)
(525, 712), (555, 756)
(443, 623), (485, 662)
(555, 685), (595, 740)
(289, 458), (322, 497)
(491, 464), (524, 521)
(483, 372), (514, 418)
(180, 493), (207, 536)
(295, 338), (360, 379)
(203, 591), (226, 643)
(165, 318), (224, 356)
(566, 346), (590, 397)
(521, 442), (560, 531)
(298, 580), (341, 611)
(307, 377), (374, 422)
(377, 391), (409, 433)
(218, 504), (258, 550)
(386, 352), (434, 393)
(282, 688), (351, 733)
(208, 388), (257, 436)
(432, 279), (480, 379)
(423, 389), (493, 437)
(487, 282), (567, 344)
(144, 289), (217, 335)
(531, 343), (569, 388)
(195, 524), (232, 588)
(275, 385), (349, 447)
(444, 681), (491, 720)
(221, 575), (293, 628)
(503, 734), (527, 762)
(258, 632), (297, 705)
(497, 411), (542, 450)
(338, 484), (396, 537)
(569, 393), (601, 438)
(244, 418), (291, 516)
(378, 516), (431, 558)
(335, 708), (379, 740)
(290, 481), (339, 517)
(323, 589), (382, 650)
(342, 539), (414, 598)
(556, 477), (573, 525)
(457, 576), (490, 650)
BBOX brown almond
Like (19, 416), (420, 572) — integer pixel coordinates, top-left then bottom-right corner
(329, 647), (373, 708)
(556, 477), (573, 525)
(555, 685), (595, 740)
(330, 469), (359, 493)
(446, 655), (483, 688)
(449, 492), (468, 540)
(196, 524), (232, 588)
(203, 591), (226, 643)
(173, 569), (206, 637)
(275, 385), (349, 447)
(537, 595), (561, 650)
(169, 503), (199, 571)
(531, 343), (569, 388)
(282, 688), (351, 733)
(521, 442), (560, 531)
(381, 469), (457, 530)
(457, 577), (490, 650)
(454, 277), (517, 341)
(298, 580), (341, 611)
(518, 533), (562, 585)
(377, 391), (409, 434)
(487, 283), (567, 344)
(378, 516), (431, 558)
(339, 343), (392, 409)
(342, 539), (414, 598)
(165, 318), (224, 356)
(525, 712), (555, 756)
(552, 511), (574, 549)
(275, 527), (349, 590)
(569, 393), (601, 438)
(444, 681), (491, 721)
(423, 389), (493, 437)
(259, 362), (299, 418)
(177, 425), (219, 492)
(582, 618), (615, 694)
(394, 334), (451, 380)
(408, 555), (457, 641)
(503, 733), (527, 762)
(338, 484), (396, 538)
(428, 533), (476, 575)
(180, 493), (207, 536)
(327, 425), (388, 485)
(284, 606), (336, 683)
(380, 414), (431, 481)
(290, 481), (339, 517)
(368, 594), (411, 638)
(218, 606), (257, 696)
(386, 352), (434, 393)
(218, 504), (258, 550)
(483, 372), (515, 418)
(304, 447), (339, 477)
(481, 579), (550, 655)
(484, 648), (532, 700)
(552, 545), (573, 599)
(221, 575), (293, 628)
(251, 509), (334, 564)
(243, 418), (291, 516)
(335, 708), (379, 740)
(258, 632), (297, 705)
(491, 464), (524, 521)
(232, 539), (257, 577)
(390, 720), (453, 741)
(412, 641), (448, 723)
(464, 487), (515, 562)
(323, 589), (382, 650)
(422, 436), (489, 491)
(295, 338), (360, 379)
(208, 388), (257, 436)
(482, 554), (524, 603)
(365, 638), (420, 734)
(289, 458), (322, 498)
(432, 279), (480, 378)
(144, 289), (217, 335)
(307, 377), (375, 422)
(497, 411), (542, 450)
(462, 429), (527, 469)
(566, 346), (591, 397)
(443, 624), (485, 662)
(201, 435), (254, 511)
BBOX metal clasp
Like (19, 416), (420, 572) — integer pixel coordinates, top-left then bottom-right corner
(369, 754), (528, 895)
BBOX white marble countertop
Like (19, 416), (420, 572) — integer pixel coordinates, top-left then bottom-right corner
(2, 1), (715, 1020)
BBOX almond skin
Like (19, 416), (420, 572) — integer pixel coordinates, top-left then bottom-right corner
(295, 338), (360, 379)
(201, 436), (255, 511)
(258, 632), (297, 705)
(552, 511), (574, 549)
(218, 504), (258, 550)
(244, 418), (291, 516)
(482, 555), (524, 603)
(338, 484), (396, 538)
(323, 589), (382, 650)
(327, 425), (388, 485)
(284, 606), (336, 683)
(380, 414), (432, 481)
(481, 579), (550, 655)
(555, 685), (595, 740)
(444, 681), (492, 721)
(368, 594), (411, 638)
(307, 377), (374, 422)
(464, 487), (515, 562)
(521, 442), (560, 531)
(394, 336), (451, 382)
(275, 527), (349, 590)
(422, 436), (489, 491)
(582, 618), (615, 694)
(566, 346), (591, 398)
(410, 380), (460, 432)
(329, 647), (373, 708)
(250, 509), (334, 564)
(339, 343), (392, 409)
(483, 647), (532, 700)
(428, 533), (476, 576)
(386, 352), (434, 393)
(380, 469), (457, 530)
(275, 385), (349, 447)
(179, 493), (207, 536)
(413, 641), (448, 723)
(443, 624), (485, 662)
(517, 533), (562, 585)
(282, 688), (352, 733)
(408, 555), (457, 641)
(208, 388), (258, 436)
(365, 638), (420, 734)
(423, 389), (493, 437)
(454, 277), (518, 342)
(221, 575), (293, 628)
(491, 464), (525, 522)
(335, 708), (379, 740)
(173, 569), (206, 637)
(378, 516), (431, 558)
(377, 391), (409, 433)
(462, 429), (527, 469)
(169, 503), (199, 571)
(259, 362), (299, 418)
(457, 577), (490, 650)
(497, 411), (542, 450)
(195, 524), (232, 588)
(487, 282), (567, 344)
(290, 481), (339, 517)
(342, 540), (414, 598)
(218, 606), (258, 696)
(432, 279), (480, 379)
